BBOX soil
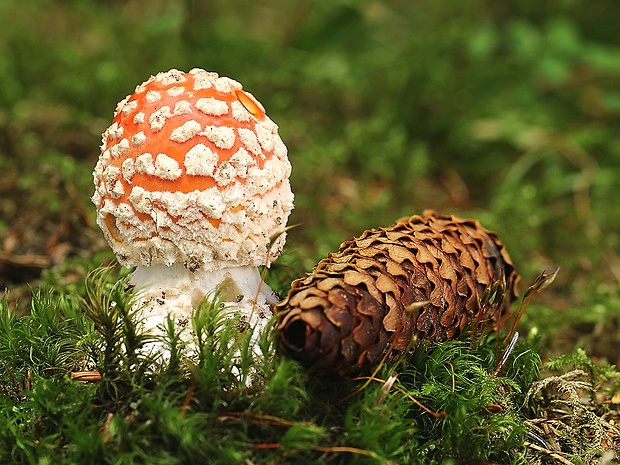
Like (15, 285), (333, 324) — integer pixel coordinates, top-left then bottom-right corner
(0, 107), (110, 311)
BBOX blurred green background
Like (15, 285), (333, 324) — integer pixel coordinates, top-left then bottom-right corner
(0, 0), (619, 362)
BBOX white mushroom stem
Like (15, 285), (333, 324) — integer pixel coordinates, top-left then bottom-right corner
(129, 263), (278, 354)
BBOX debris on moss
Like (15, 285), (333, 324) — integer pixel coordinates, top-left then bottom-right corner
(524, 350), (620, 464)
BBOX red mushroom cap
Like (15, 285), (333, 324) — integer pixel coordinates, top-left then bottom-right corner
(92, 69), (294, 270)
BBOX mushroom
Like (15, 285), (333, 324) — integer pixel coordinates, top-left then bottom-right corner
(92, 68), (294, 353)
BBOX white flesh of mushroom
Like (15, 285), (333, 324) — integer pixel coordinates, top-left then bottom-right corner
(130, 263), (278, 357)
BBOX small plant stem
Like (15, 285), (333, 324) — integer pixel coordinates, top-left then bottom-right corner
(218, 411), (318, 428)
(353, 376), (445, 419)
(180, 382), (196, 415)
(252, 443), (398, 465)
(493, 331), (519, 377)
(335, 347), (395, 405)
(525, 441), (576, 465)
(446, 361), (455, 393)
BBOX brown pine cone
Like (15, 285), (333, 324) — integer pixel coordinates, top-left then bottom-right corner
(275, 210), (519, 377)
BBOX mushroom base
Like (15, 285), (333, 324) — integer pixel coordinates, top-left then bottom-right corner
(129, 263), (278, 356)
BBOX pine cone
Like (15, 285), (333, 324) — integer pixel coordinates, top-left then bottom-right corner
(276, 211), (519, 377)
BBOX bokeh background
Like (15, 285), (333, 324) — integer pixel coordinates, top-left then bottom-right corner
(1, 0), (619, 363)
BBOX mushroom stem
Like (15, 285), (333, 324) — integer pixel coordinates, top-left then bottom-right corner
(129, 263), (278, 348)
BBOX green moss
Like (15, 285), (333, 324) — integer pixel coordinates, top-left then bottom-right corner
(2, 268), (620, 463)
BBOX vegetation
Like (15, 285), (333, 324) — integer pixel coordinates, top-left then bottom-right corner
(0, 0), (619, 463)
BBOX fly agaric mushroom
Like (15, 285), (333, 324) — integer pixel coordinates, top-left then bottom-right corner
(92, 68), (294, 351)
